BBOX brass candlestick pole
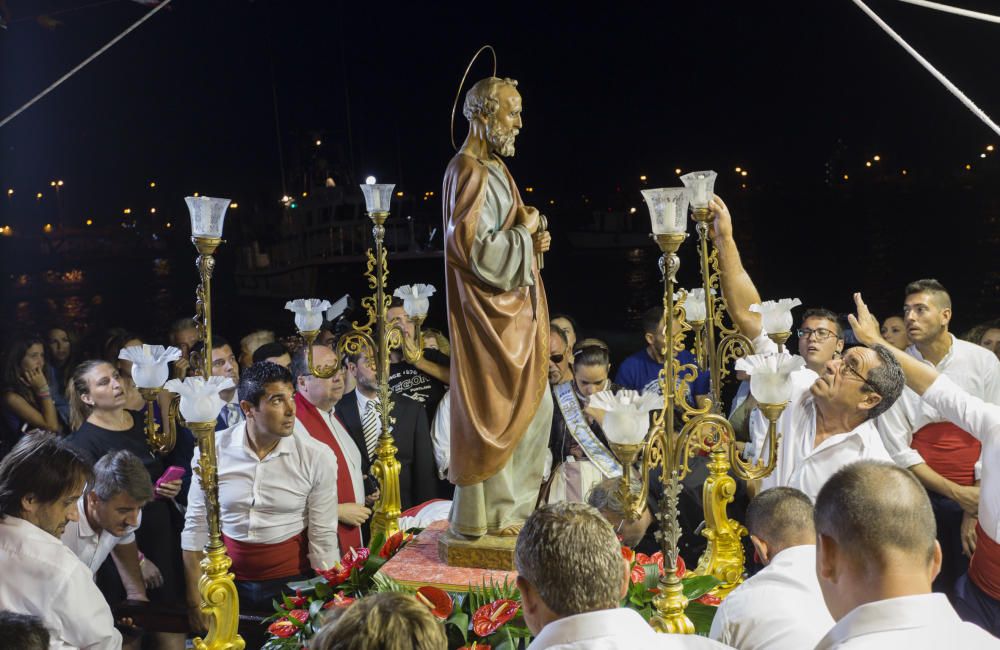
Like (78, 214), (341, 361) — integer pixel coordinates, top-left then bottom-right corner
(184, 194), (243, 650)
(137, 387), (182, 454)
(291, 185), (423, 540)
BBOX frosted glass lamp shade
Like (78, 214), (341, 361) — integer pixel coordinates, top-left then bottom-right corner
(641, 188), (689, 235)
(749, 298), (802, 334)
(588, 390), (661, 445)
(675, 287), (715, 322)
(286, 298), (332, 332)
(119, 344), (181, 389)
(360, 183), (395, 213)
(163, 377), (235, 422)
(680, 171), (718, 209)
(393, 284), (436, 319)
(185, 196), (231, 238)
(736, 352), (806, 403)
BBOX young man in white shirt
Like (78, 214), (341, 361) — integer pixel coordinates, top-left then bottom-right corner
(710, 487), (833, 649)
(182, 361), (339, 630)
(709, 196), (902, 501)
(875, 279), (1000, 595)
(813, 459), (998, 649)
(62, 449), (151, 598)
(0, 433), (122, 650)
(516, 502), (729, 649)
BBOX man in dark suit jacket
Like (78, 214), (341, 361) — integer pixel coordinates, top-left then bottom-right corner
(335, 351), (437, 511)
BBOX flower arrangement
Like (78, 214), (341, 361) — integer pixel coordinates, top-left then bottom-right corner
(263, 535), (721, 649)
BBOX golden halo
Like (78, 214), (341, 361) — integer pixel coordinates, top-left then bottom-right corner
(450, 45), (498, 151)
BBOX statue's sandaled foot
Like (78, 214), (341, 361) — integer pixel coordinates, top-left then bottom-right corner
(495, 524), (522, 537)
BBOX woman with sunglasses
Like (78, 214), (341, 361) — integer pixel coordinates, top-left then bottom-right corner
(543, 340), (622, 505)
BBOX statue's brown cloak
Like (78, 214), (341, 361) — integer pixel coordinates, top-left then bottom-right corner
(443, 152), (549, 486)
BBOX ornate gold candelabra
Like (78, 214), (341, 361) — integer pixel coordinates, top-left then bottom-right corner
(606, 179), (789, 633)
(137, 386), (182, 454)
(292, 182), (425, 540)
(186, 197), (243, 650)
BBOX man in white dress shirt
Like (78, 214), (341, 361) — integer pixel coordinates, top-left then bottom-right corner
(876, 279), (1000, 595)
(182, 361), (339, 628)
(62, 449), (151, 599)
(0, 433), (122, 650)
(292, 344), (372, 551)
(709, 487), (833, 649)
(516, 502), (730, 649)
(813, 459), (998, 649)
(708, 196), (902, 501)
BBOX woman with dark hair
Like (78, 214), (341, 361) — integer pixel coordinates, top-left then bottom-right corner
(66, 359), (187, 650)
(1, 335), (62, 446)
(544, 339), (622, 505)
(45, 325), (78, 427)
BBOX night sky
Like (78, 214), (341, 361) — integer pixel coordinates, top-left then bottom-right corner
(1, 0), (998, 338)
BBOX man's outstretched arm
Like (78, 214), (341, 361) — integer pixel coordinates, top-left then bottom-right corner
(709, 196), (762, 339)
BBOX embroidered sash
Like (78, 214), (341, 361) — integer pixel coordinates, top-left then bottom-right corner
(554, 382), (621, 479)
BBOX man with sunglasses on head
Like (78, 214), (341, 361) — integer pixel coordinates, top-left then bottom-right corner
(710, 196), (902, 501)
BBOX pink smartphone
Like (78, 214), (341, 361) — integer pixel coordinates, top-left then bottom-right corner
(154, 465), (186, 498)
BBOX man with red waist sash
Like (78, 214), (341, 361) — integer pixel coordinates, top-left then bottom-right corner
(876, 280), (1000, 597)
(291, 344), (374, 552)
(852, 292), (1000, 636)
(181, 361), (339, 627)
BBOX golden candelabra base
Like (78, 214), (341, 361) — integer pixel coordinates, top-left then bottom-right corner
(653, 233), (687, 254)
(138, 386), (181, 455)
(694, 446), (747, 597)
(767, 331), (792, 350)
(369, 432), (403, 540)
(187, 421), (243, 650)
(650, 571), (695, 635)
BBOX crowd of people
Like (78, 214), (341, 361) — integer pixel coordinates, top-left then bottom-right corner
(0, 199), (999, 649)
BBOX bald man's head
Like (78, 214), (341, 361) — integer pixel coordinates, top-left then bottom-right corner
(746, 487), (815, 561)
(815, 461), (936, 569)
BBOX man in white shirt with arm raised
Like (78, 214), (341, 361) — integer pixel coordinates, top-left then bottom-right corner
(0, 432), (122, 650)
(709, 197), (901, 501)
(710, 487), (833, 649)
(182, 361), (339, 632)
(875, 279), (1000, 595)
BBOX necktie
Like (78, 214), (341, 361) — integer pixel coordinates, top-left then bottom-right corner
(227, 403), (241, 427)
(362, 400), (380, 461)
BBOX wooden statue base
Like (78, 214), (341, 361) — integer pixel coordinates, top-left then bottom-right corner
(379, 521), (518, 592)
(438, 526), (517, 571)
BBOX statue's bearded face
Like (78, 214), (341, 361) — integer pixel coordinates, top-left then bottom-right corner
(485, 85), (522, 157)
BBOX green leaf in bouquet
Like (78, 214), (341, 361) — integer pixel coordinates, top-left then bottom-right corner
(286, 575), (324, 594)
(487, 625), (514, 649)
(368, 531), (387, 556)
(684, 600), (719, 636)
(681, 575), (721, 601)
(315, 581), (333, 599)
(445, 609), (469, 644)
(370, 572), (411, 594)
(640, 563), (660, 591)
(309, 598), (325, 617)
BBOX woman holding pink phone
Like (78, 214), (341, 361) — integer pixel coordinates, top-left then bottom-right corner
(66, 359), (187, 650)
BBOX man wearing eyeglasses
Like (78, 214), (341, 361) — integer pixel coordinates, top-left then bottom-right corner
(876, 279), (1000, 597)
(710, 196), (902, 501)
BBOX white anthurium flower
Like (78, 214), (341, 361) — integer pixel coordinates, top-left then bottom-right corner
(587, 389), (662, 445)
(673, 287), (717, 323)
(735, 352), (806, 404)
(118, 344), (181, 389)
(393, 284), (436, 319)
(326, 294), (349, 322)
(163, 376), (235, 423)
(286, 298), (332, 332)
(749, 298), (802, 334)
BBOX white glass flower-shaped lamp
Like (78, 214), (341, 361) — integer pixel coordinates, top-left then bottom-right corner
(749, 298), (802, 350)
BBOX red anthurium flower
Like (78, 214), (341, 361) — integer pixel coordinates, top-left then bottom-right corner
(634, 552), (652, 567)
(695, 593), (722, 606)
(267, 619), (297, 638)
(415, 586), (454, 619)
(342, 547), (370, 571)
(458, 644), (491, 650)
(379, 530), (414, 559)
(620, 546), (635, 564)
(323, 592), (356, 609)
(471, 599), (520, 637)
(288, 589), (308, 608)
(267, 609), (309, 638)
(630, 563), (646, 585)
(317, 563), (352, 586)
